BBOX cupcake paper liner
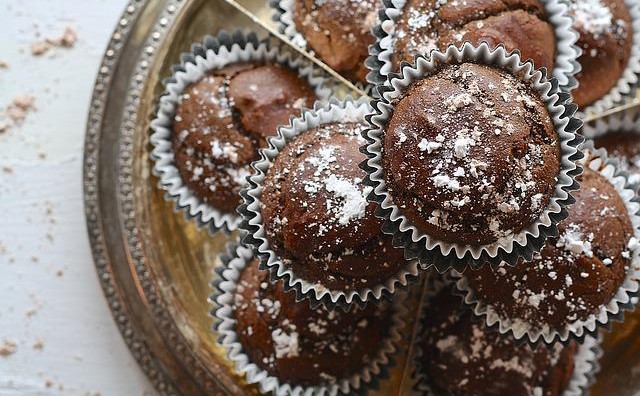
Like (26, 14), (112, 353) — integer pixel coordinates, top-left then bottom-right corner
(150, 30), (332, 234)
(411, 275), (602, 396)
(583, 107), (640, 186)
(239, 97), (421, 310)
(270, 0), (373, 92)
(452, 144), (640, 345)
(211, 242), (408, 396)
(581, 0), (640, 116)
(366, 0), (582, 93)
(361, 43), (584, 271)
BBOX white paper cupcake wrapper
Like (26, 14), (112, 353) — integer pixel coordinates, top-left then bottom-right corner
(211, 242), (408, 396)
(366, 0), (581, 92)
(411, 275), (602, 396)
(362, 43), (584, 271)
(270, 0), (373, 92)
(580, 0), (640, 116)
(452, 145), (640, 345)
(239, 97), (421, 310)
(583, 107), (640, 187)
(150, 30), (332, 234)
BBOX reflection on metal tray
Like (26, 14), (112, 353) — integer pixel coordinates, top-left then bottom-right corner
(83, 0), (640, 394)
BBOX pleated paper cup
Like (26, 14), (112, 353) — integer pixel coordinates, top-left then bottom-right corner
(362, 43), (584, 271)
(452, 145), (640, 345)
(150, 30), (331, 234)
(366, 0), (581, 93)
(239, 97), (420, 309)
(211, 242), (407, 396)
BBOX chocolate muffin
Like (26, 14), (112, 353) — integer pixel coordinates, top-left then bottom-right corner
(392, 0), (556, 72)
(418, 288), (577, 396)
(594, 131), (640, 184)
(233, 258), (392, 385)
(172, 62), (316, 213)
(293, 0), (378, 84)
(569, 0), (633, 108)
(261, 121), (406, 289)
(465, 166), (636, 332)
(384, 63), (559, 245)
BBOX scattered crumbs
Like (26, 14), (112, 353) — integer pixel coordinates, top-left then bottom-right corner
(56, 269), (64, 277)
(0, 60), (7, 69)
(3, 94), (36, 129)
(26, 308), (38, 318)
(33, 339), (44, 350)
(0, 339), (17, 357)
(2, 166), (13, 174)
(45, 380), (54, 388)
(31, 26), (77, 56)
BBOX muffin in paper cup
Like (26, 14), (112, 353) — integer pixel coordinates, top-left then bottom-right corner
(452, 144), (640, 345)
(239, 97), (421, 309)
(270, 0), (377, 90)
(583, 107), (640, 187)
(576, 0), (640, 116)
(211, 242), (407, 396)
(411, 275), (602, 396)
(150, 30), (332, 234)
(366, 0), (581, 92)
(362, 42), (584, 271)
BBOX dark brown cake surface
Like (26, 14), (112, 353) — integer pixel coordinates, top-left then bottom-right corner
(172, 62), (316, 213)
(419, 288), (576, 396)
(569, 0), (633, 108)
(233, 259), (392, 385)
(293, 0), (377, 83)
(465, 166), (636, 331)
(392, 0), (556, 72)
(383, 63), (560, 245)
(594, 131), (640, 184)
(262, 121), (406, 289)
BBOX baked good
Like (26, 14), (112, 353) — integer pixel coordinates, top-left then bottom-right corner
(172, 62), (316, 213)
(418, 287), (576, 396)
(233, 258), (392, 385)
(383, 63), (559, 245)
(392, 0), (556, 72)
(568, 0), (633, 108)
(293, 0), (378, 83)
(465, 166), (636, 331)
(261, 121), (406, 289)
(594, 131), (640, 184)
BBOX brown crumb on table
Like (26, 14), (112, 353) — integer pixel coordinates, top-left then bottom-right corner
(45, 380), (53, 388)
(0, 60), (7, 69)
(33, 339), (44, 350)
(2, 166), (13, 174)
(0, 122), (9, 133)
(0, 340), (17, 357)
(31, 27), (77, 56)
(56, 269), (64, 277)
(6, 94), (36, 125)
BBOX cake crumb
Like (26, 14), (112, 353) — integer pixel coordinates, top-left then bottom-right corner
(6, 94), (36, 125)
(33, 339), (44, 350)
(0, 340), (17, 357)
(0, 60), (7, 69)
(31, 27), (77, 56)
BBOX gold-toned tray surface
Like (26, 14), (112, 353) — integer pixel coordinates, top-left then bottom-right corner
(83, 0), (640, 394)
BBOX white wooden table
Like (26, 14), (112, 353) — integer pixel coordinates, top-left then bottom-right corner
(0, 1), (156, 394)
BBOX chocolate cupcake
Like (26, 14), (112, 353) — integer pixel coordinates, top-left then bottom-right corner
(151, 32), (330, 232)
(368, 0), (581, 90)
(214, 244), (405, 394)
(415, 287), (577, 396)
(241, 99), (419, 307)
(454, 148), (640, 343)
(235, 258), (391, 385)
(283, 0), (378, 84)
(384, 62), (559, 247)
(172, 63), (316, 214)
(569, 0), (634, 108)
(393, 0), (555, 71)
(363, 44), (583, 269)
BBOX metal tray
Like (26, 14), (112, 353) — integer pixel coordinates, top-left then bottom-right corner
(83, 0), (640, 394)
